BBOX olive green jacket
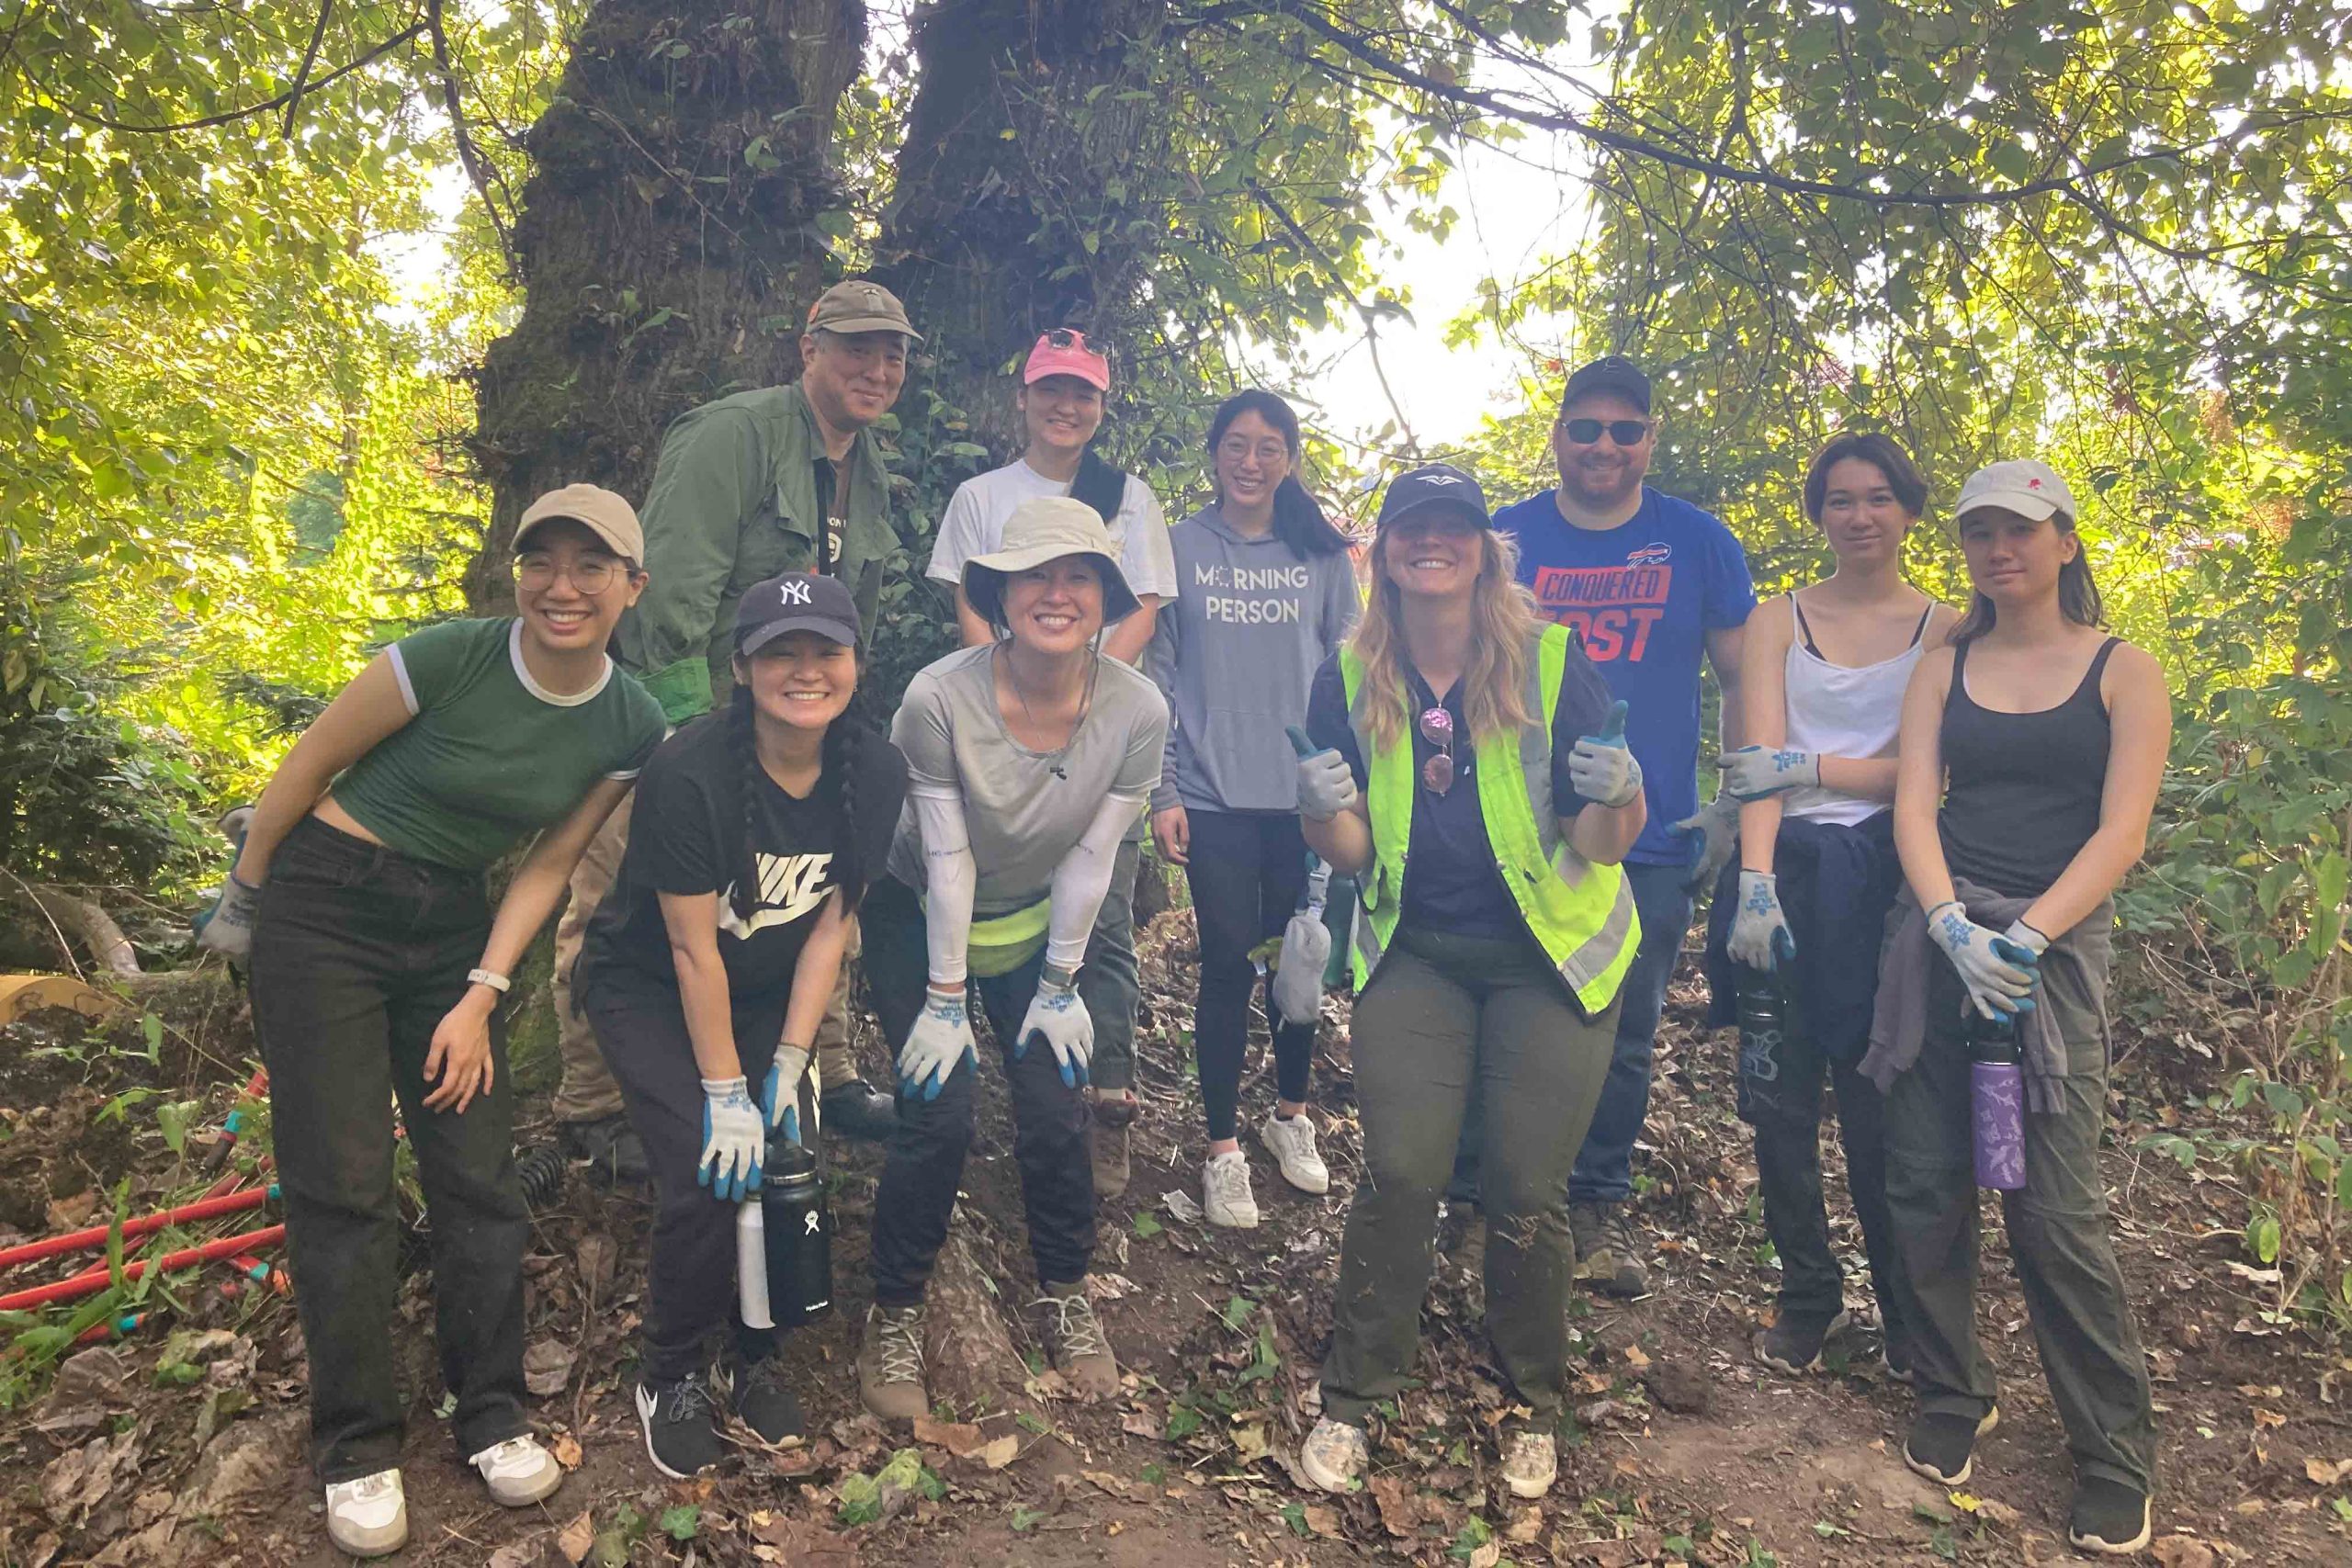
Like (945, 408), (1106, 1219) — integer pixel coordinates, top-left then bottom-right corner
(612, 383), (894, 723)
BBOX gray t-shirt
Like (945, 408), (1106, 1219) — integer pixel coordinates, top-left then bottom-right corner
(886, 645), (1169, 916)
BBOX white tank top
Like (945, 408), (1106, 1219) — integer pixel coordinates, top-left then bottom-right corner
(1779, 593), (1929, 827)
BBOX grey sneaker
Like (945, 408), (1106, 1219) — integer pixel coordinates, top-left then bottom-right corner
(1299, 1417), (1367, 1492)
(1568, 1200), (1649, 1296)
(1500, 1428), (1557, 1498)
(859, 1303), (928, 1421)
(323, 1469), (407, 1558)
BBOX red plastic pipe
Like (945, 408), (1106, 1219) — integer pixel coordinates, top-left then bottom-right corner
(0, 1185), (276, 1272)
(0, 1224), (286, 1313)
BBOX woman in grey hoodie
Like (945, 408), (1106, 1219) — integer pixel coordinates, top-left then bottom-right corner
(1147, 390), (1361, 1228)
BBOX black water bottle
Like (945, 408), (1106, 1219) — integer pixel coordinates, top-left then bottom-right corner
(1735, 965), (1787, 1112)
(760, 1139), (833, 1325)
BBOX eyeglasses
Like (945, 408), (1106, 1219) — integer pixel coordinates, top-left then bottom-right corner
(514, 553), (623, 594)
(1419, 705), (1455, 796)
(1044, 328), (1091, 351)
(1561, 418), (1652, 447)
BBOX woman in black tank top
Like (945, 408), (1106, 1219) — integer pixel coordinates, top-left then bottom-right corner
(1879, 461), (2172, 1556)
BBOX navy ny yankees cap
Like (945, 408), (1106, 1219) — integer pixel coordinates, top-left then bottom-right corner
(1374, 462), (1491, 532)
(736, 571), (863, 655)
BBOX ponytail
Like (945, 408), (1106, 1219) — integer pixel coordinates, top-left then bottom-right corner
(725, 689), (762, 922)
(1070, 449), (1126, 527)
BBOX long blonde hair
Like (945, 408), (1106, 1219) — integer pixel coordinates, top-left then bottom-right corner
(1349, 524), (1540, 750)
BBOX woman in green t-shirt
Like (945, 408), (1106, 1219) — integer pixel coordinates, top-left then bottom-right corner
(194, 485), (666, 1561)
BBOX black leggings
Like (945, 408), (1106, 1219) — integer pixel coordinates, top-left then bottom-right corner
(1184, 809), (1315, 1141)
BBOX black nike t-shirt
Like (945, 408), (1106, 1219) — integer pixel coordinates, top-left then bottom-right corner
(581, 711), (906, 1004)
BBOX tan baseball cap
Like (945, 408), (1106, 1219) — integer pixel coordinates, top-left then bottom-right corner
(514, 484), (645, 562)
(805, 278), (922, 341)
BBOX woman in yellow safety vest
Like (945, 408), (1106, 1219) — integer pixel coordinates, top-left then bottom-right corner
(1291, 464), (1646, 1502)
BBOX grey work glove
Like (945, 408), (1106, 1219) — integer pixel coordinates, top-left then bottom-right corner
(1566, 700), (1643, 809)
(1014, 974), (1093, 1088)
(193, 873), (261, 960)
(1726, 870), (1797, 972)
(1926, 901), (2041, 1020)
(1717, 744), (1821, 801)
(1286, 726), (1358, 822)
(1671, 794), (1741, 894)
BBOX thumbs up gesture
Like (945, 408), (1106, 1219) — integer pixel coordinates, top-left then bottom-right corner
(1288, 725), (1359, 822)
(1568, 700), (1644, 808)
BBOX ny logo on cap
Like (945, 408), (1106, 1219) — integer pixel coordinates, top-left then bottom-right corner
(779, 579), (812, 605)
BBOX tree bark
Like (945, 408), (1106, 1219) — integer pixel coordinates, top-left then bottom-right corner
(874, 0), (1174, 454)
(465, 0), (868, 609)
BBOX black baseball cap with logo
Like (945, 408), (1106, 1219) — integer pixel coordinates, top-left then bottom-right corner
(1375, 463), (1492, 531)
(735, 571), (863, 655)
(1560, 354), (1652, 414)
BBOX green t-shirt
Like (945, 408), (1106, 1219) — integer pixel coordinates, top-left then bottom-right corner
(332, 618), (666, 870)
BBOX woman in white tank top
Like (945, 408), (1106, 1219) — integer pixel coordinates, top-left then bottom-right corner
(1701, 434), (1960, 1381)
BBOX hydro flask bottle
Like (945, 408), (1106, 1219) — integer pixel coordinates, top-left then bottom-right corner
(1969, 1010), (2029, 1190)
(1735, 965), (1787, 1114)
(759, 1139), (833, 1325)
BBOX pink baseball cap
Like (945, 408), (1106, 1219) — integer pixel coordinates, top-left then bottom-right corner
(1022, 329), (1111, 391)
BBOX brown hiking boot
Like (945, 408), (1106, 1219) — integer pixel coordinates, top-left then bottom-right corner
(1035, 1280), (1120, 1400)
(1568, 1200), (1649, 1297)
(858, 1303), (928, 1421)
(1086, 1089), (1135, 1200)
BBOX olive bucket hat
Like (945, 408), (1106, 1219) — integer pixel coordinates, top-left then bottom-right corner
(961, 495), (1142, 630)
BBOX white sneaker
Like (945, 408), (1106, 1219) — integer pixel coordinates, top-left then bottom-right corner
(1258, 1111), (1329, 1194)
(1204, 1150), (1260, 1228)
(469, 1434), (564, 1506)
(324, 1469), (407, 1558)
(1299, 1416), (1367, 1492)
(1500, 1428), (1557, 1498)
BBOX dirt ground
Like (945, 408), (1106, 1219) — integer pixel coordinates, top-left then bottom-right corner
(2, 910), (2348, 1566)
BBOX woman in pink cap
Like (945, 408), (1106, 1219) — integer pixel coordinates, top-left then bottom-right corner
(924, 330), (1177, 1190)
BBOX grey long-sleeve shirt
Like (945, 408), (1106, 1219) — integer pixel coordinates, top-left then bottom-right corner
(1145, 505), (1361, 814)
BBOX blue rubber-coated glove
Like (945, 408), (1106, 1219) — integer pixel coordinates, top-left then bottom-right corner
(1926, 901), (2041, 1020)
(1286, 725), (1358, 822)
(1727, 870), (1797, 972)
(1015, 976), (1093, 1088)
(899, 988), (976, 1101)
(761, 1043), (811, 1145)
(1717, 744), (1821, 801)
(1671, 794), (1742, 894)
(1566, 701), (1644, 809)
(697, 1077), (764, 1201)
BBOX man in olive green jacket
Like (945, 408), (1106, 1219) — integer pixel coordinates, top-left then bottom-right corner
(553, 280), (919, 1180)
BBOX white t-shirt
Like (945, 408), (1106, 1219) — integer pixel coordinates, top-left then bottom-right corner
(925, 457), (1179, 602)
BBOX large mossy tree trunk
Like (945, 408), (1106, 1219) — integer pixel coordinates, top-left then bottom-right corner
(465, 0), (868, 611)
(874, 0), (1173, 457)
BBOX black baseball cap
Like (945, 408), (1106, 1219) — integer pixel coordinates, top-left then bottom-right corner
(1560, 354), (1652, 414)
(736, 571), (862, 655)
(1375, 463), (1490, 531)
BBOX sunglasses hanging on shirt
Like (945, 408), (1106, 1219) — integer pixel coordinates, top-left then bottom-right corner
(1419, 706), (1455, 796)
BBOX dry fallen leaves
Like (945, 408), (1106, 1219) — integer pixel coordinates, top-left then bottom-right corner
(2148, 1537), (2218, 1568)
(2302, 1455), (2352, 1485)
(554, 1509), (594, 1564)
(551, 1432), (583, 1471)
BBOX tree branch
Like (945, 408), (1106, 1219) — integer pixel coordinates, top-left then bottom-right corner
(39, 21), (424, 134)
(424, 0), (512, 273)
(279, 0), (335, 140)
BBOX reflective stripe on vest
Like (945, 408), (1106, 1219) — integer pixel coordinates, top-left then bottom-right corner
(1339, 624), (1640, 1014)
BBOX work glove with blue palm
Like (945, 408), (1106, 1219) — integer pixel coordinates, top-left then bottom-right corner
(1286, 726), (1358, 821)
(1926, 900), (2042, 1019)
(761, 1043), (812, 1145)
(698, 1077), (764, 1201)
(1671, 794), (1742, 895)
(192, 804), (261, 961)
(899, 987), (976, 1101)
(1566, 701), (1644, 808)
(1015, 969), (1094, 1089)
(1727, 870), (1798, 972)
(1717, 745), (1820, 801)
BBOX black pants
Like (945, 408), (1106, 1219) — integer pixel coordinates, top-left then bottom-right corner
(1183, 809), (1314, 1141)
(248, 817), (529, 1483)
(863, 875), (1095, 1304)
(1737, 986), (1905, 1336)
(582, 971), (800, 1382)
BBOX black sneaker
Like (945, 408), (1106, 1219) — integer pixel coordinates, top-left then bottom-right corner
(1902, 1405), (1998, 1487)
(733, 1357), (804, 1445)
(2067, 1477), (2152, 1556)
(820, 1078), (898, 1144)
(561, 1114), (650, 1186)
(635, 1371), (722, 1479)
(1754, 1308), (1851, 1375)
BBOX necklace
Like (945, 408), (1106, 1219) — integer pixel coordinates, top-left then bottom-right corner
(997, 642), (1098, 781)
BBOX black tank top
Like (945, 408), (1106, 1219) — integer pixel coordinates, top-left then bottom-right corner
(1939, 636), (2119, 899)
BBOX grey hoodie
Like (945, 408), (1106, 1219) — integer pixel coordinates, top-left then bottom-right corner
(1146, 505), (1362, 814)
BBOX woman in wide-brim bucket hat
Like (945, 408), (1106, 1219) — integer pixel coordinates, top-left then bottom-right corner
(958, 496), (1144, 631)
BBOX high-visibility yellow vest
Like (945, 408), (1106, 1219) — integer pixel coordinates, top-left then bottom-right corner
(1340, 624), (1640, 1014)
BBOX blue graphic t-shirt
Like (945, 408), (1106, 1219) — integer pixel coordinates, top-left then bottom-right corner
(1497, 485), (1756, 864)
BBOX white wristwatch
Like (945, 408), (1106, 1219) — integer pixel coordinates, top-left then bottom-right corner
(467, 968), (512, 994)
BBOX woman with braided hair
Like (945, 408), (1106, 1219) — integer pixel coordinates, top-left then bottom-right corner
(577, 572), (906, 1479)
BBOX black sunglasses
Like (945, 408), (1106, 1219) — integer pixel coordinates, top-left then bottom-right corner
(1561, 418), (1652, 446)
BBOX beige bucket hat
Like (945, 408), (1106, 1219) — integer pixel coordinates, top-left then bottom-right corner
(961, 496), (1141, 629)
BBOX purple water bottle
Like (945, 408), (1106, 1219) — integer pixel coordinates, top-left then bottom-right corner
(1969, 1010), (2028, 1190)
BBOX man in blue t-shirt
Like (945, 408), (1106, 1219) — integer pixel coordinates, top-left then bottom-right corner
(1487, 354), (1755, 1296)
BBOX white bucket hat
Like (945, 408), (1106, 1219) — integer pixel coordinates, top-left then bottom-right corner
(961, 496), (1142, 628)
